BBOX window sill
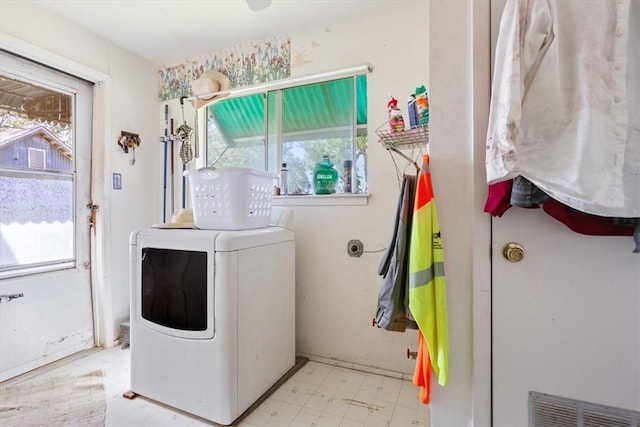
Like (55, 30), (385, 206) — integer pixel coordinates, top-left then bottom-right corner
(272, 193), (370, 206)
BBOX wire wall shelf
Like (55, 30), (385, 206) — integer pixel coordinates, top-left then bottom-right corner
(376, 125), (429, 150)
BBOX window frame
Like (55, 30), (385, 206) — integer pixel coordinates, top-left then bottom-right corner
(200, 66), (371, 203)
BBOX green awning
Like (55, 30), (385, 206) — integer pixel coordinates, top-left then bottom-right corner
(208, 75), (367, 142)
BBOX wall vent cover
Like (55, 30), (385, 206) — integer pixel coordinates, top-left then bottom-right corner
(28, 147), (46, 169)
(529, 391), (640, 427)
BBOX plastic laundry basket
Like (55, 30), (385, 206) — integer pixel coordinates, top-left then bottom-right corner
(184, 167), (277, 230)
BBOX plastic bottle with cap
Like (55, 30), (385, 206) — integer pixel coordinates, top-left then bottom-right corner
(280, 162), (289, 195)
(408, 93), (418, 129)
(415, 85), (429, 126)
(387, 97), (405, 133)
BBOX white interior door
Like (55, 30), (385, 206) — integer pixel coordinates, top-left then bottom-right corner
(492, 209), (640, 426)
(490, 2), (640, 425)
(0, 52), (95, 381)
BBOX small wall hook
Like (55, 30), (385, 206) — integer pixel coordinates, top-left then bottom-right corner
(117, 131), (141, 165)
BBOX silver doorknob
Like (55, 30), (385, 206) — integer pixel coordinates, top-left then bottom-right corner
(502, 242), (525, 262)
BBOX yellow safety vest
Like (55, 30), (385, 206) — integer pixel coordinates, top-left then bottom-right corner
(409, 154), (449, 387)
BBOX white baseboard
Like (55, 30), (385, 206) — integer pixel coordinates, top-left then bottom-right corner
(296, 352), (414, 381)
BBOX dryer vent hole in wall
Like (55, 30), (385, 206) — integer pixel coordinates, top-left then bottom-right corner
(347, 240), (364, 257)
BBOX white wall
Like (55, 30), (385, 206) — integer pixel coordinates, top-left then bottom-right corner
(151, 3), (478, 424)
(427, 3), (483, 426)
(159, 2), (436, 381)
(285, 4), (489, 427)
(284, 3), (429, 375)
(0, 1), (159, 345)
(274, 3), (478, 425)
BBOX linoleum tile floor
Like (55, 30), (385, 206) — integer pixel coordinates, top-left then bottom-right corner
(3, 345), (431, 427)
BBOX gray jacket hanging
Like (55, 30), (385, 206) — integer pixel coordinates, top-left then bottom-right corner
(375, 174), (418, 332)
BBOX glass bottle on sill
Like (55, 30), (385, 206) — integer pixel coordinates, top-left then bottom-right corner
(313, 155), (338, 195)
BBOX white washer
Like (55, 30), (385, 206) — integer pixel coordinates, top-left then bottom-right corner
(129, 208), (295, 425)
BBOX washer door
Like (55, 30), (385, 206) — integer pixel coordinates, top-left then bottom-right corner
(140, 247), (212, 338)
(133, 230), (216, 340)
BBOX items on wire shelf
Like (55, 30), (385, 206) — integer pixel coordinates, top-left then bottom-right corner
(379, 90), (430, 174)
(376, 124), (429, 151)
(377, 91), (429, 151)
(377, 121), (429, 173)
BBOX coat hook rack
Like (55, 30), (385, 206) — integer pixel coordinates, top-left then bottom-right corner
(117, 131), (141, 165)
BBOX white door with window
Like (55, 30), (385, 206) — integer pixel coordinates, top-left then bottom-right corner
(490, 1), (640, 425)
(0, 52), (95, 381)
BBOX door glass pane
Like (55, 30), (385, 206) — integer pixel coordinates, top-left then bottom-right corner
(0, 75), (74, 271)
(140, 248), (208, 331)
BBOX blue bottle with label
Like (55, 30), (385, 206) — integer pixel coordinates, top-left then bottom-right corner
(313, 155), (338, 194)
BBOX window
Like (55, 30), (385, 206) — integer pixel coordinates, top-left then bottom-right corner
(206, 75), (368, 194)
(0, 58), (91, 275)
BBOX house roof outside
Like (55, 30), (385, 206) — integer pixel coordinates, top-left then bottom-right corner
(0, 126), (72, 160)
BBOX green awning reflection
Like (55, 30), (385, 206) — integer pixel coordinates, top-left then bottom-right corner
(209, 75), (367, 143)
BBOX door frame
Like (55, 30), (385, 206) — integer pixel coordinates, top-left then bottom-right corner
(470, 1), (493, 426)
(1, 34), (114, 348)
(429, 2), (493, 425)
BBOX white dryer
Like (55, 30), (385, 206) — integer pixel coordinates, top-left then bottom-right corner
(129, 208), (295, 425)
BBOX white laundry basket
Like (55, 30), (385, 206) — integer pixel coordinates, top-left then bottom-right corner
(184, 167), (277, 230)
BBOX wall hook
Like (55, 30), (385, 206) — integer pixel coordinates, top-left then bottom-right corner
(117, 131), (141, 165)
